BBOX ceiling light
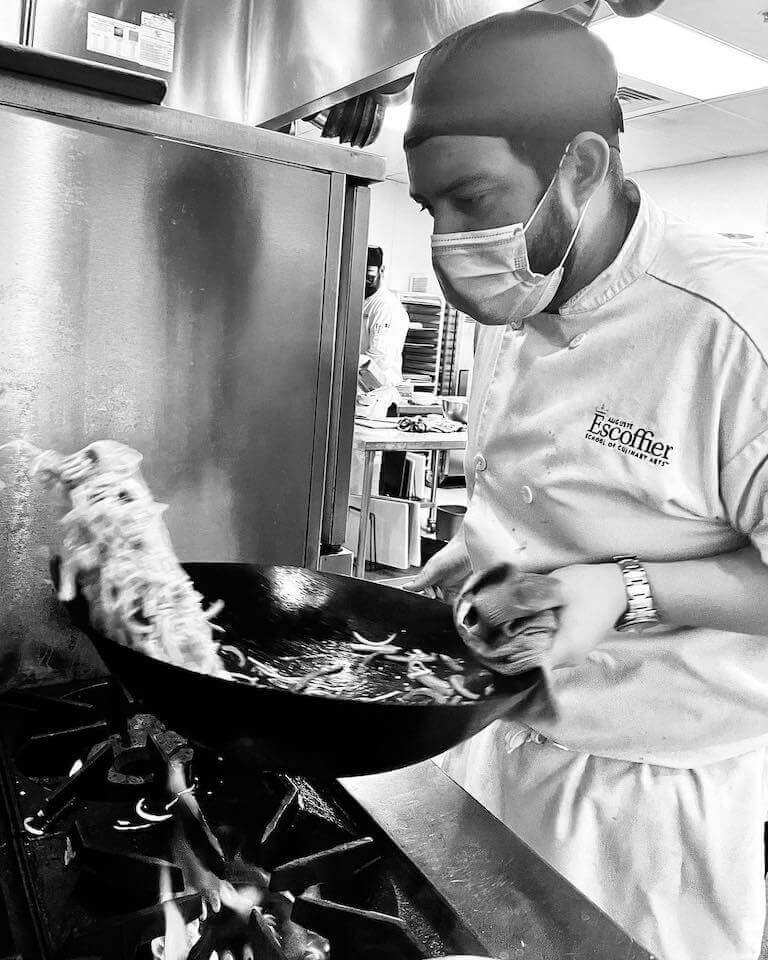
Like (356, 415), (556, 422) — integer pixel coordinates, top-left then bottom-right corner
(592, 14), (768, 100)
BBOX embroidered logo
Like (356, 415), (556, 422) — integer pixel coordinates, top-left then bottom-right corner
(585, 408), (674, 467)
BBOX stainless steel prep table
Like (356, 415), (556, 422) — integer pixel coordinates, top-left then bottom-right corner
(339, 761), (658, 960)
(353, 426), (468, 578)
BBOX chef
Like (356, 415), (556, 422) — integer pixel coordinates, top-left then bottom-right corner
(358, 246), (409, 393)
(404, 10), (768, 960)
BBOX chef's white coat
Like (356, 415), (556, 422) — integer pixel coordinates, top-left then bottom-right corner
(438, 181), (768, 960)
(462, 181), (768, 768)
(359, 286), (409, 389)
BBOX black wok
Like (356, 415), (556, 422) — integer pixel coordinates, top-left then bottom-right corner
(63, 563), (540, 777)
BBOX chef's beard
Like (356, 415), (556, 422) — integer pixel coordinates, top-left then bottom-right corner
(525, 186), (578, 278)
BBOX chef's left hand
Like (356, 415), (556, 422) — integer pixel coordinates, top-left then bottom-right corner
(547, 563), (627, 668)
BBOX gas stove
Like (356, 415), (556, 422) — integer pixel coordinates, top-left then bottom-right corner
(0, 679), (459, 960)
(0, 680), (656, 960)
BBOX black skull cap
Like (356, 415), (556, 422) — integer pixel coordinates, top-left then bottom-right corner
(404, 10), (624, 151)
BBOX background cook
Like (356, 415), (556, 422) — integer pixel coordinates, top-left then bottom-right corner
(357, 245), (409, 394)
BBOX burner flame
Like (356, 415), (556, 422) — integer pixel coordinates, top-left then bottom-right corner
(152, 766), (278, 960)
(151, 866), (200, 960)
(152, 764), (330, 960)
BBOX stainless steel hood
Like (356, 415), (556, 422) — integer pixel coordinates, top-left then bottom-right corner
(250, 0), (576, 131)
(19, 0), (662, 136)
(253, 0), (662, 133)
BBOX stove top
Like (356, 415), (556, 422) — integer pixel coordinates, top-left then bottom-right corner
(0, 680), (462, 960)
(0, 679), (657, 960)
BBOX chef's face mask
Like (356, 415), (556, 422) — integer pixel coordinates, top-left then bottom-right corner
(365, 266), (380, 299)
(430, 148), (600, 326)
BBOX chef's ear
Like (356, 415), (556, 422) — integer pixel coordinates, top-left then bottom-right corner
(559, 132), (610, 205)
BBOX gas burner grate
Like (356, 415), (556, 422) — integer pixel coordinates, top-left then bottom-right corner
(0, 682), (432, 960)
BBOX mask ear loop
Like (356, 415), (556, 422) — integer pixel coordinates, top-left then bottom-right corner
(522, 140), (574, 234)
(525, 142), (607, 270)
(558, 151), (610, 269)
(557, 190), (595, 270)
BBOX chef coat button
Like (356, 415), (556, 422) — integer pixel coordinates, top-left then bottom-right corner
(474, 453), (487, 472)
(521, 485), (534, 504)
(568, 333), (585, 349)
(510, 319), (523, 331)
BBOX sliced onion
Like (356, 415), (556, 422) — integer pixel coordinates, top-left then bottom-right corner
(204, 599), (225, 620)
(219, 644), (245, 667)
(439, 653), (465, 672)
(351, 631), (400, 647)
(136, 797), (174, 822)
(351, 643), (400, 654)
(401, 689), (441, 703)
(23, 817), (45, 836)
(165, 784), (195, 810)
(449, 675), (480, 700)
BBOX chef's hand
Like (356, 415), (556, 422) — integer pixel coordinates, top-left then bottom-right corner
(401, 541), (472, 603)
(547, 563), (627, 668)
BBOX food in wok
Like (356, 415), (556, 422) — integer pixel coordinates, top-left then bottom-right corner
(30, 440), (228, 678)
(24, 440), (499, 705)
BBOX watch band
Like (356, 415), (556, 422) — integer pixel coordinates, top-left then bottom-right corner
(612, 555), (660, 633)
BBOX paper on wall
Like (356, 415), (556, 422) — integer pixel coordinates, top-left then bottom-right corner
(138, 12), (176, 72)
(85, 10), (176, 73)
(86, 13), (141, 63)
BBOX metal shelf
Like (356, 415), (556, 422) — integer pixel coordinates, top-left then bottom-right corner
(399, 294), (446, 393)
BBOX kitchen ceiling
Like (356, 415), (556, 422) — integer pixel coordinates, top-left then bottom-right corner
(300, 0), (768, 180)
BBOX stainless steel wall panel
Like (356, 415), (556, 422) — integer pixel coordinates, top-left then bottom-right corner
(0, 102), (332, 685)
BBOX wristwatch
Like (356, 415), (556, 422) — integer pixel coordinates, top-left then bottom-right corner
(612, 555), (660, 633)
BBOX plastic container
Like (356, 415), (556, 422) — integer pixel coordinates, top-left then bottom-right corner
(436, 504), (467, 541)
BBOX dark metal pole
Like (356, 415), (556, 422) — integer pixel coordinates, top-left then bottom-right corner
(19, 0), (37, 46)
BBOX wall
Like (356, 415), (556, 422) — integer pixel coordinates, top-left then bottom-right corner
(367, 178), (439, 295)
(0, 0), (21, 42)
(367, 152), (768, 289)
(632, 152), (768, 237)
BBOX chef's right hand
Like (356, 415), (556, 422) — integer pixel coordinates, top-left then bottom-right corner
(401, 540), (472, 603)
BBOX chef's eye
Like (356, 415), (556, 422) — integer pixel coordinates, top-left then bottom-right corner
(455, 192), (488, 209)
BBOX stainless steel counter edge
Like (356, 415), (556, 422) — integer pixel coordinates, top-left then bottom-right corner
(338, 761), (658, 960)
(0, 70), (386, 181)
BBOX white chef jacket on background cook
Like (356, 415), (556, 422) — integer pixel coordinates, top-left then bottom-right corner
(359, 286), (409, 389)
(438, 183), (768, 960)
